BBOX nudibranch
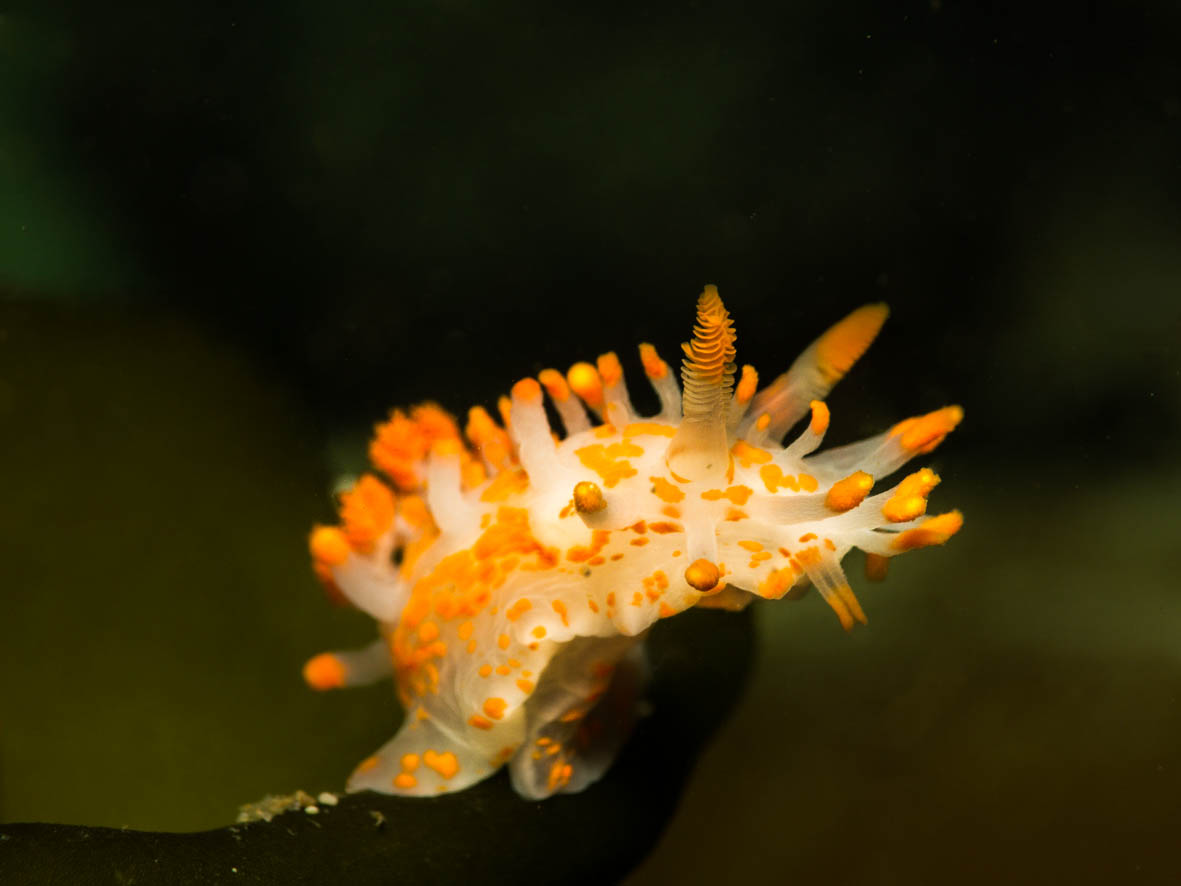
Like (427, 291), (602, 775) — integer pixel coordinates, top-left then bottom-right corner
(304, 287), (963, 799)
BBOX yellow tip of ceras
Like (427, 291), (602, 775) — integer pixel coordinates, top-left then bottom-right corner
(891, 510), (964, 551)
(538, 368), (571, 401)
(596, 352), (623, 388)
(309, 526), (351, 566)
(892, 405), (964, 454)
(882, 468), (940, 522)
(303, 652), (347, 690)
(825, 470), (874, 512)
(815, 303), (890, 384)
(638, 343), (669, 379)
(735, 365), (759, 405)
(511, 377), (543, 402)
(567, 362), (604, 410)
(808, 400), (830, 436)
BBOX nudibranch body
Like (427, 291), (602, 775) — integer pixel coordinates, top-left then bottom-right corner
(304, 288), (963, 799)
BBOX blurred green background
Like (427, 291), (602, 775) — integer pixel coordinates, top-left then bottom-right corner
(2, 0), (1180, 882)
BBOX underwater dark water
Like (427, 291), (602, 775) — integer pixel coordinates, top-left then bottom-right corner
(2, 1), (1180, 882)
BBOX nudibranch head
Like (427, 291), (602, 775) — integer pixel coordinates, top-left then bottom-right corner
(304, 287), (963, 799)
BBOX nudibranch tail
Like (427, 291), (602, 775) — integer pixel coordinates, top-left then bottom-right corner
(303, 283), (962, 800)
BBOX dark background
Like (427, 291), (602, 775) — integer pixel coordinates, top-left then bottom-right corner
(2, 0), (1179, 882)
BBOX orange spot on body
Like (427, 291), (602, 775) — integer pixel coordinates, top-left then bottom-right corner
(479, 468), (530, 503)
(757, 566), (798, 599)
(732, 440), (772, 468)
(469, 715), (493, 730)
(506, 598), (533, 621)
(567, 529), (611, 562)
(484, 697), (507, 720)
(623, 422), (676, 438)
(796, 546), (821, 565)
(650, 476), (685, 503)
(700, 485), (753, 505)
(423, 749), (460, 779)
(648, 521), (683, 534)
(576, 442), (643, 487)
(394, 773), (417, 789)
(552, 600), (570, 626)
(759, 464), (799, 494)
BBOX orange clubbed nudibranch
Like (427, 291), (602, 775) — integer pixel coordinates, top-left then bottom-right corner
(302, 285), (963, 799)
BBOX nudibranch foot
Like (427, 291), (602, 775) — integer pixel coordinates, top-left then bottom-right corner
(303, 285), (963, 799)
(347, 714), (494, 797)
(510, 636), (646, 799)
